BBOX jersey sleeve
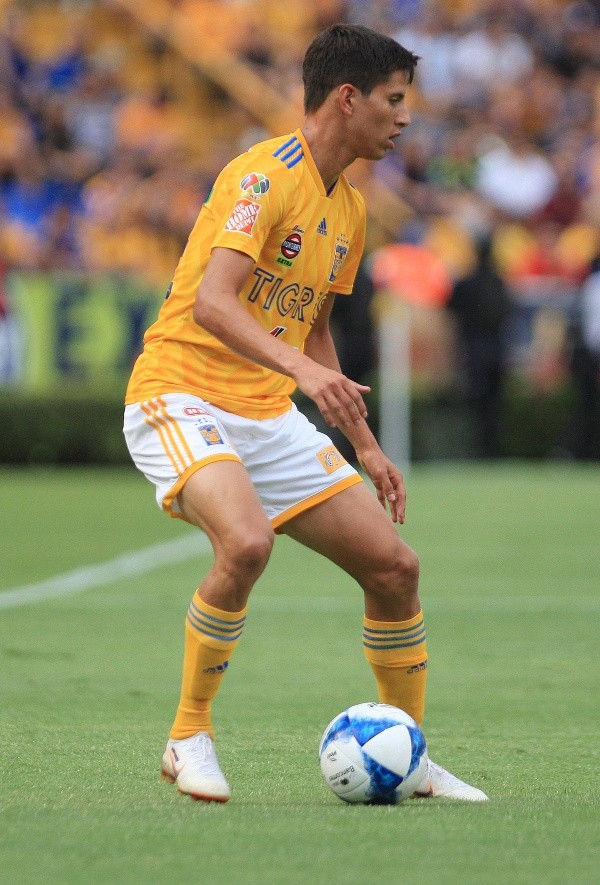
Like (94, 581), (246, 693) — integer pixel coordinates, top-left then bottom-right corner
(206, 154), (288, 262)
(328, 193), (367, 296)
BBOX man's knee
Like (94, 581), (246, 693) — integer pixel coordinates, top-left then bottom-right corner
(397, 543), (420, 585)
(366, 540), (420, 602)
(223, 525), (275, 579)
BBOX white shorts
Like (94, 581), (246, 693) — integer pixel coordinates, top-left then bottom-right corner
(123, 394), (362, 530)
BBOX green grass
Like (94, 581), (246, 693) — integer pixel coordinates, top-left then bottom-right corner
(0, 464), (598, 884)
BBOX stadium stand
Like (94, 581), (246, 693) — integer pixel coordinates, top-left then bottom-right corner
(1, 0), (598, 266)
(1, 0), (599, 433)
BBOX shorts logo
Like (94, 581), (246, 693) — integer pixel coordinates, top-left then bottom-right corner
(241, 172), (270, 196)
(183, 406), (208, 416)
(198, 424), (224, 445)
(317, 445), (347, 474)
(280, 232), (302, 260)
(224, 199), (261, 235)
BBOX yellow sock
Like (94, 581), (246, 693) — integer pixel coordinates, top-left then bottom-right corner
(363, 610), (428, 725)
(170, 592), (247, 740)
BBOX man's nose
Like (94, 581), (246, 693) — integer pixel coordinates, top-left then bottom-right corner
(396, 111), (410, 128)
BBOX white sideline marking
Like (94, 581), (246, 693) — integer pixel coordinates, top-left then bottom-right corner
(0, 534), (209, 611)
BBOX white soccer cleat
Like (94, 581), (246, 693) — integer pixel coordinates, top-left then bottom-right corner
(161, 732), (231, 802)
(411, 758), (489, 801)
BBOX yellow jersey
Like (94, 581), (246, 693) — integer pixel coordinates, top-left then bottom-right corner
(125, 128), (366, 418)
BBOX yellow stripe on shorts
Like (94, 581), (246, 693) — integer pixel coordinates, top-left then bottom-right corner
(157, 397), (196, 464)
(141, 399), (193, 475)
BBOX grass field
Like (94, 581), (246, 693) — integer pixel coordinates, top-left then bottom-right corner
(0, 464), (598, 884)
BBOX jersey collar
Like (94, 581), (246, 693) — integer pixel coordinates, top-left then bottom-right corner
(294, 128), (338, 198)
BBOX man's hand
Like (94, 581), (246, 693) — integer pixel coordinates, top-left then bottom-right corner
(356, 446), (407, 524)
(294, 360), (371, 429)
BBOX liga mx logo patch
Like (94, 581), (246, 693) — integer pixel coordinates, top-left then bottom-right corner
(317, 445), (347, 474)
(241, 172), (270, 196)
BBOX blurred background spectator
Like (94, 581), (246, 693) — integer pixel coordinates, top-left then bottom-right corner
(1, 0), (599, 459)
(563, 254), (600, 458)
(0, 257), (21, 383)
(330, 260), (378, 461)
(448, 236), (513, 458)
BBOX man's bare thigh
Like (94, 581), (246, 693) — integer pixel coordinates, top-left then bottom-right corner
(178, 460), (272, 543)
(281, 481), (404, 577)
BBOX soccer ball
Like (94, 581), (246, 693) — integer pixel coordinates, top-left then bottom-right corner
(319, 702), (428, 804)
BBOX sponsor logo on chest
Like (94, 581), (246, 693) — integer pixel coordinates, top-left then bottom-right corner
(277, 231), (302, 266)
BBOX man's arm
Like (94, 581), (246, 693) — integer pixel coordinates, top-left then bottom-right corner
(193, 247), (370, 429)
(304, 292), (406, 523)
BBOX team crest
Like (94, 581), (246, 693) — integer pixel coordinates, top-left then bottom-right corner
(240, 172), (270, 196)
(328, 233), (349, 283)
(224, 199), (261, 235)
(198, 423), (224, 445)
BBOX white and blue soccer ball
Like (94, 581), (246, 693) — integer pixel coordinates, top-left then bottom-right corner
(319, 702), (428, 804)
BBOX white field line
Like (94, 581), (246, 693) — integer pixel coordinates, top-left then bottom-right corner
(0, 533), (210, 611)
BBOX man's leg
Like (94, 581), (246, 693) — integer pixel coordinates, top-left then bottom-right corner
(283, 482), (488, 801)
(162, 460), (274, 801)
(283, 481), (427, 723)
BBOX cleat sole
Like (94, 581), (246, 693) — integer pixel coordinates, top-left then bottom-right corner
(179, 789), (230, 803)
(162, 767), (230, 801)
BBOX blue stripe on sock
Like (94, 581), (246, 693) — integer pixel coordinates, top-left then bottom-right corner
(363, 626), (426, 644)
(363, 636), (427, 651)
(363, 619), (424, 636)
(186, 610), (244, 642)
(189, 599), (246, 628)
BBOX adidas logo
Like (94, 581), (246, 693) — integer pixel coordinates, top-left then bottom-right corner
(317, 218), (327, 235)
(203, 661), (229, 675)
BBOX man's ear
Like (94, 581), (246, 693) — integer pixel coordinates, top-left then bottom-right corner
(337, 83), (359, 116)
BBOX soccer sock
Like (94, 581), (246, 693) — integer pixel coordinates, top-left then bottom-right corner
(363, 610), (428, 725)
(170, 591), (247, 740)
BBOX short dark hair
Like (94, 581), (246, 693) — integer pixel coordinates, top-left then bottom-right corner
(302, 24), (419, 114)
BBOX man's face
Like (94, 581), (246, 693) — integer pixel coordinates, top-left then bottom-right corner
(350, 69), (411, 161)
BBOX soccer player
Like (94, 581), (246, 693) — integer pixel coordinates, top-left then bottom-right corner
(124, 24), (488, 803)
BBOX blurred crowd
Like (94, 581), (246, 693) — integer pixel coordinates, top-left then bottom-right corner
(0, 0), (599, 455)
(1, 0), (599, 277)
